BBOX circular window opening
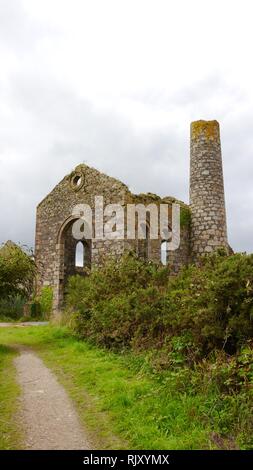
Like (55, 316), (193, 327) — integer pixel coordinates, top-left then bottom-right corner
(70, 172), (84, 191)
(73, 175), (82, 187)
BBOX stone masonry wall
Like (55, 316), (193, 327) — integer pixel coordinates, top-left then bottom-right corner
(35, 164), (191, 313)
(35, 164), (129, 311)
(189, 120), (228, 259)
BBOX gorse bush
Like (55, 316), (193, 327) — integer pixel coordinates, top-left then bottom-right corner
(65, 253), (170, 348)
(66, 251), (253, 358)
(63, 251), (253, 449)
(65, 251), (253, 448)
(161, 251), (253, 359)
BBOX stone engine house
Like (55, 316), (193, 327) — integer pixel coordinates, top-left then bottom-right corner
(35, 120), (229, 312)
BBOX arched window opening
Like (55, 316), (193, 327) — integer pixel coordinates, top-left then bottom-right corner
(161, 241), (168, 265)
(75, 241), (84, 267)
(137, 223), (150, 261)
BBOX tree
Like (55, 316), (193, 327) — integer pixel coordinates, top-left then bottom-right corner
(0, 241), (36, 299)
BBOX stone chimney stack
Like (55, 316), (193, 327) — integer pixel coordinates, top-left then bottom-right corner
(190, 120), (228, 259)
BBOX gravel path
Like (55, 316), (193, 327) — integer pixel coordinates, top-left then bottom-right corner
(14, 349), (91, 450)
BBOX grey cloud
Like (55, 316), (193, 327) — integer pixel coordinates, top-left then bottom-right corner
(126, 75), (245, 114)
(0, 69), (188, 248)
(0, 3), (252, 254)
(1, 66), (252, 254)
(0, 0), (55, 51)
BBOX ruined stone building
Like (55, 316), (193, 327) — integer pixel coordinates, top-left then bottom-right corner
(35, 120), (229, 311)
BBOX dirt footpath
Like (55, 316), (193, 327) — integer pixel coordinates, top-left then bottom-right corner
(14, 349), (91, 450)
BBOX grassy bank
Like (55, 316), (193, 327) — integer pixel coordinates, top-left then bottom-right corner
(0, 325), (251, 449)
(0, 344), (21, 449)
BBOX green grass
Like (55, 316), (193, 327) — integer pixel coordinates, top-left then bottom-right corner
(0, 344), (22, 449)
(0, 325), (241, 450)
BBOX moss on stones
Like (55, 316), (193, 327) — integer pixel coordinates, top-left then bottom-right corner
(180, 205), (191, 228)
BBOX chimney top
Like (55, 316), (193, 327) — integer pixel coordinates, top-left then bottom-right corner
(191, 120), (220, 141)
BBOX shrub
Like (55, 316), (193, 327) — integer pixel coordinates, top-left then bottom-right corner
(64, 250), (253, 448)
(30, 301), (42, 319)
(39, 286), (53, 319)
(0, 295), (26, 320)
(66, 253), (170, 348)
(162, 251), (253, 356)
(28, 286), (54, 320)
(66, 251), (253, 362)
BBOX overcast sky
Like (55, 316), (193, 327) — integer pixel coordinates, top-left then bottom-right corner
(0, 0), (253, 252)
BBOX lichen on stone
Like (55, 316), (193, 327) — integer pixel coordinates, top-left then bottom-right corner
(191, 120), (220, 141)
